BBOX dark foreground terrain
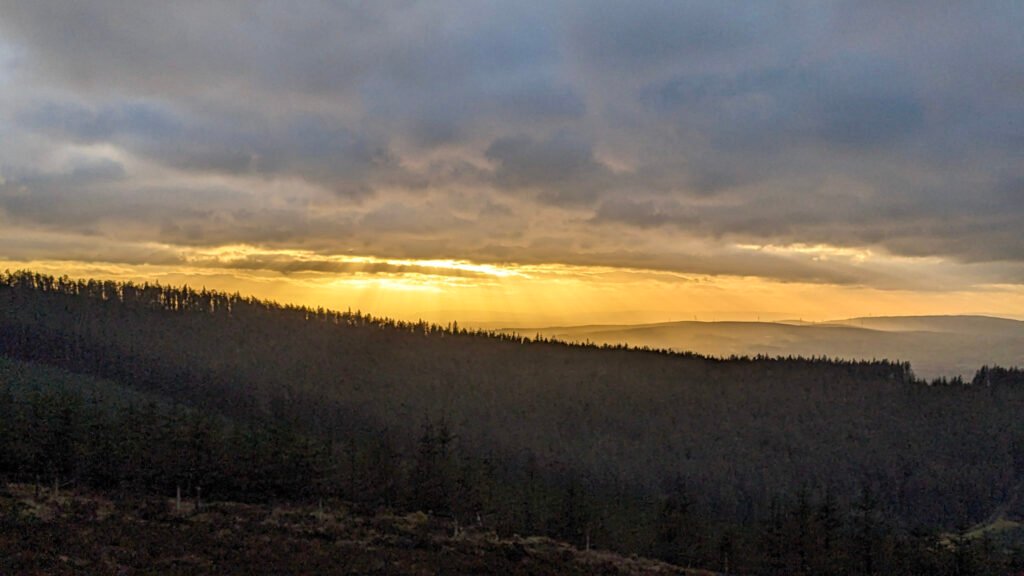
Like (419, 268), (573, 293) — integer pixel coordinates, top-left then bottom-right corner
(0, 484), (706, 576)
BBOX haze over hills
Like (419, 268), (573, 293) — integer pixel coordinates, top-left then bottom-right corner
(498, 315), (1024, 380)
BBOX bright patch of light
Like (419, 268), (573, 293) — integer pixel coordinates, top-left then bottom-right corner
(184, 244), (527, 279)
(736, 242), (874, 262)
(387, 258), (525, 278)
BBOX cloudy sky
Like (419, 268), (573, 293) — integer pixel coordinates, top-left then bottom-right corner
(1, 1), (1022, 324)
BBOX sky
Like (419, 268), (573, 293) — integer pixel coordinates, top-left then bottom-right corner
(1, 1), (1023, 325)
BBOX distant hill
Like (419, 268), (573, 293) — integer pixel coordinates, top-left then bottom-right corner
(499, 315), (1024, 379)
(828, 314), (1024, 335)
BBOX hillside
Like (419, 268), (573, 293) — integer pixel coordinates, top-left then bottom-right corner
(499, 316), (1024, 379)
(0, 484), (704, 576)
(830, 315), (1024, 335)
(3, 270), (1024, 574)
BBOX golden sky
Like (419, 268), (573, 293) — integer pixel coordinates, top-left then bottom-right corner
(5, 242), (1023, 326)
(2, 3), (1023, 326)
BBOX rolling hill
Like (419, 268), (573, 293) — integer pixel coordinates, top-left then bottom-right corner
(498, 316), (1024, 379)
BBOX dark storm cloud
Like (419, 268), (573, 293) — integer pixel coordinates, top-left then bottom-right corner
(567, 1), (765, 71)
(485, 133), (613, 204)
(0, 232), (187, 267)
(19, 100), (181, 144)
(208, 254), (493, 280)
(17, 99), (398, 196)
(642, 59), (926, 152)
(1, 1), (1023, 285)
(591, 198), (696, 229)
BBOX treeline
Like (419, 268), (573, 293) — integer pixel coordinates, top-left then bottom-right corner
(3, 270), (1024, 574)
(0, 269), (919, 365)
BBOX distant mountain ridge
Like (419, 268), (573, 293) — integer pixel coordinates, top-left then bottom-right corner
(498, 315), (1024, 379)
(827, 314), (1024, 334)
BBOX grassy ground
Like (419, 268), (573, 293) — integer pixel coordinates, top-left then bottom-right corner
(0, 483), (715, 575)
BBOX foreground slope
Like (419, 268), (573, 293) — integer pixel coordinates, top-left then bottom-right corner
(0, 484), (704, 576)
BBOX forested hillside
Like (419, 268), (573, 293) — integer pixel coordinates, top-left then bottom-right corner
(3, 270), (1024, 574)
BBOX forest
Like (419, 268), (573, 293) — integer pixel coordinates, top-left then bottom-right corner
(2, 270), (1024, 575)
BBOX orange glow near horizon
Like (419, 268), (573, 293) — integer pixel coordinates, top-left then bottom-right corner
(4, 246), (1024, 328)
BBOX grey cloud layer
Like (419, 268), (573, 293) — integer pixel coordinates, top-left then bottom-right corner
(1, 0), (1022, 286)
